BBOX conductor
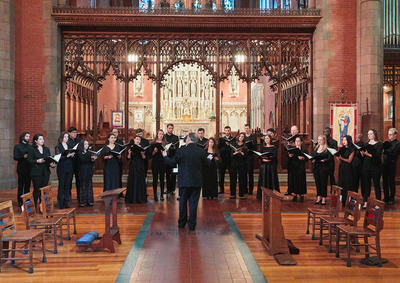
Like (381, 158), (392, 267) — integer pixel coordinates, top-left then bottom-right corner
(163, 132), (210, 231)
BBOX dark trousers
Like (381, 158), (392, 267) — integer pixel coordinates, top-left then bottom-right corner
(166, 166), (176, 193)
(232, 162), (247, 197)
(328, 160), (336, 189)
(31, 175), (50, 209)
(313, 166), (330, 198)
(383, 163), (396, 202)
(80, 179), (94, 205)
(72, 167), (80, 202)
(58, 172), (73, 209)
(218, 160), (234, 193)
(245, 157), (254, 194)
(361, 168), (381, 202)
(152, 164), (165, 198)
(178, 187), (201, 228)
(353, 165), (362, 192)
(17, 168), (31, 206)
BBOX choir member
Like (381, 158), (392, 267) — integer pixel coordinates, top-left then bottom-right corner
(165, 123), (179, 195)
(28, 134), (56, 209)
(312, 135), (332, 205)
(151, 129), (167, 201)
(244, 124), (256, 195)
(257, 134), (280, 200)
(323, 127), (338, 191)
(101, 133), (122, 192)
(287, 136), (307, 202)
(266, 128), (279, 148)
(383, 128), (400, 204)
(78, 140), (97, 207)
(55, 132), (75, 209)
(202, 137), (219, 199)
(67, 127), (81, 202)
(284, 125), (299, 196)
(13, 132), (32, 206)
(360, 129), (383, 208)
(218, 126), (235, 194)
(112, 128), (124, 198)
(231, 132), (248, 199)
(197, 128), (208, 147)
(125, 136), (147, 204)
(337, 135), (355, 206)
(352, 134), (365, 192)
(137, 128), (150, 180)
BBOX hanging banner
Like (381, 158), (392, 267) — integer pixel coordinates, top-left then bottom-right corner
(111, 110), (124, 128)
(330, 104), (357, 146)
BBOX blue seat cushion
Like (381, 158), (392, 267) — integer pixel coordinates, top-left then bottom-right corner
(76, 232), (99, 245)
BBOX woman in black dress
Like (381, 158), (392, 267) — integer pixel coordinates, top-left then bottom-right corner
(231, 133), (248, 199)
(78, 140), (97, 206)
(352, 134), (365, 192)
(126, 136), (147, 204)
(55, 132), (75, 209)
(361, 129), (383, 208)
(150, 129), (167, 201)
(312, 135), (332, 205)
(101, 133), (122, 192)
(287, 136), (307, 202)
(337, 135), (355, 206)
(203, 137), (219, 199)
(28, 134), (56, 209)
(257, 134), (280, 200)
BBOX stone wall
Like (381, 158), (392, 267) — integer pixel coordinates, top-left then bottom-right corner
(0, 0), (15, 188)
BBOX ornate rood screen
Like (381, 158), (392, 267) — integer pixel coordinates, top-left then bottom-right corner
(62, 35), (311, 140)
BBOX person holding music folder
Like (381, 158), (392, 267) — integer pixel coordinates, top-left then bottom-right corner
(14, 132), (32, 206)
(323, 127), (338, 191)
(231, 132), (248, 199)
(352, 134), (365, 192)
(244, 124), (256, 195)
(337, 135), (355, 206)
(28, 134), (56, 209)
(112, 128), (124, 197)
(287, 136), (307, 202)
(150, 129), (167, 201)
(165, 123), (179, 195)
(55, 132), (76, 209)
(203, 137), (219, 199)
(162, 133), (211, 231)
(137, 128), (150, 180)
(125, 136), (147, 204)
(383, 128), (400, 204)
(101, 133), (123, 192)
(67, 127), (82, 202)
(283, 125), (300, 196)
(312, 135), (332, 205)
(218, 126), (236, 194)
(360, 129), (383, 208)
(197, 128), (208, 147)
(78, 140), (97, 207)
(256, 134), (280, 200)
(266, 128), (279, 148)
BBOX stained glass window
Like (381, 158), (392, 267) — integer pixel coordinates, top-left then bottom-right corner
(192, 0), (202, 9)
(139, 0), (155, 9)
(223, 0), (234, 10)
(260, 0), (292, 9)
(174, 0), (184, 9)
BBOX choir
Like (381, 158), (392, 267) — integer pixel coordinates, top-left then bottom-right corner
(12, 124), (400, 210)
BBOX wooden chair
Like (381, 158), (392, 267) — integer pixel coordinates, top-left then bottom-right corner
(21, 192), (63, 254)
(0, 200), (46, 273)
(319, 191), (362, 252)
(306, 185), (342, 240)
(336, 198), (385, 267)
(40, 186), (77, 240)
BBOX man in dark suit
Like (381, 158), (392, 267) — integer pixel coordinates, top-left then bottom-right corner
(165, 123), (180, 195)
(323, 127), (338, 191)
(383, 128), (400, 204)
(163, 133), (210, 231)
(67, 127), (82, 202)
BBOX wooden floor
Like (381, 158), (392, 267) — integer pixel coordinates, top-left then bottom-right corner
(0, 214), (146, 282)
(0, 185), (400, 282)
(233, 213), (400, 283)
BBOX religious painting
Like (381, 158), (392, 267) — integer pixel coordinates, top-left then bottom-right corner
(330, 104), (357, 146)
(111, 110), (124, 128)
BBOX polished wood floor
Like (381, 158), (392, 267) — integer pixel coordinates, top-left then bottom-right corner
(0, 185), (399, 282)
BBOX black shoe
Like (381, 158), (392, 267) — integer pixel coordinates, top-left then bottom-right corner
(218, 191), (224, 194)
(284, 191), (291, 196)
(188, 225), (195, 231)
(315, 199), (321, 205)
(248, 192), (253, 195)
(178, 223), (186, 229)
(230, 195), (236, 199)
(300, 196), (304, 203)
(292, 195), (298, 202)
(154, 196), (159, 201)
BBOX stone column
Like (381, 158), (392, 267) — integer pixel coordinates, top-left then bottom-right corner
(357, 0), (384, 137)
(0, 0), (15, 188)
